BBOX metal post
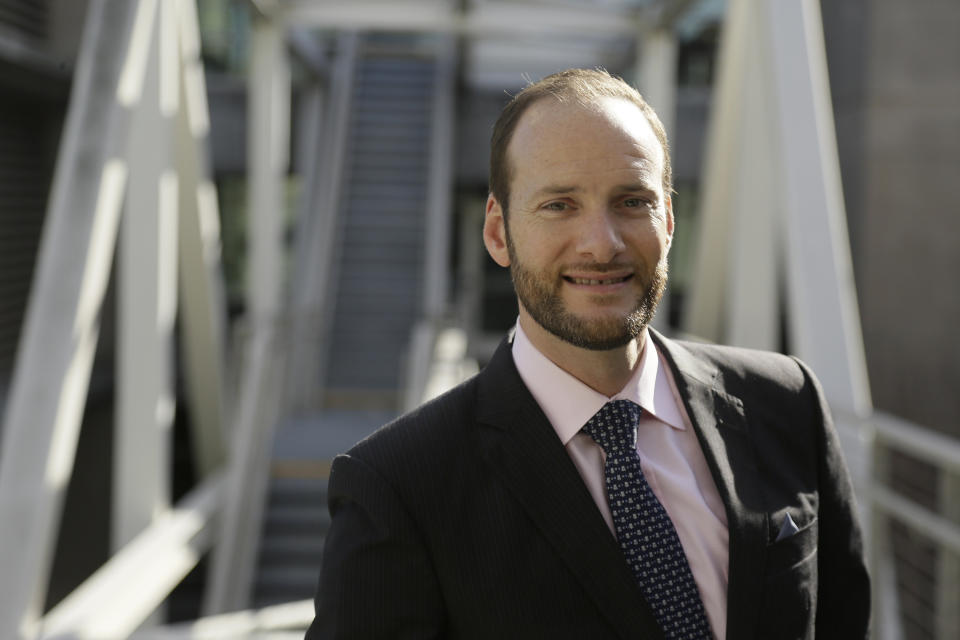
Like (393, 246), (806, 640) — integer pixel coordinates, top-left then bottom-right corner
(285, 33), (357, 411)
(682, 0), (750, 341)
(246, 16), (289, 324)
(635, 27), (677, 333)
(636, 28), (677, 144)
(114, 0), (175, 554)
(204, 12), (290, 614)
(724, 5), (778, 351)
(421, 35), (456, 319)
(871, 436), (905, 640)
(174, 0), (228, 475)
(763, 0), (871, 417)
(937, 470), (960, 639)
(284, 78), (325, 412)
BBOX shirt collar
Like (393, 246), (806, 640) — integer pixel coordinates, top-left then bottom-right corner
(511, 321), (686, 446)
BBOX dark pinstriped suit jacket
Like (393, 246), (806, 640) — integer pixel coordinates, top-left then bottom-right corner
(306, 330), (870, 639)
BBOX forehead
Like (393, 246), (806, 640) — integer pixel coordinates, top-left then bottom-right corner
(506, 96), (665, 191)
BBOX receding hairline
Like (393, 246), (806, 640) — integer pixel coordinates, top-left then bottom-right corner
(501, 94), (668, 197)
(488, 69), (673, 215)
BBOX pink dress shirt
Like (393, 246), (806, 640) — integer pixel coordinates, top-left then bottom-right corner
(512, 322), (729, 639)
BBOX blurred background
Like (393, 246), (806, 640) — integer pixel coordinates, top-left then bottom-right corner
(0, 0), (957, 638)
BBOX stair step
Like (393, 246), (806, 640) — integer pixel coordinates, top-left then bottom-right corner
(254, 566), (321, 597)
(263, 505), (330, 537)
(258, 535), (326, 566)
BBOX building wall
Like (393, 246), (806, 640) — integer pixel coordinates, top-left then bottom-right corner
(822, 2), (960, 638)
(825, 0), (960, 438)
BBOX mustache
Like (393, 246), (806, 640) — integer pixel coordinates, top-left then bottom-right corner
(560, 262), (637, 272)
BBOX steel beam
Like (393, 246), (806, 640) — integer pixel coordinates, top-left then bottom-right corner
(0, 1), (143, 636)
(39, 473), (224, 639)
(636, 28), (677, 141)
(245, 16), (290, 323)
(635, 27), (677, 332)
(175, 0), (228, 475)
(114, 0), (176, 554)
(763, 0), (871, 416)
(278, 0), (638, 37)
(204, 14), (291, 614)
(422, 36), (456, 319)
(682, 0), (750, 341)
(128, 599), (313, 639)
(724, 5), (778, 351)
(285, 34), (357, 412)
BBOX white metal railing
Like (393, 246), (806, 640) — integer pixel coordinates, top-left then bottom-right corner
(129, 599), (313, 639)
(404, 320), (479, 412)
(38, 473), (224, 639)
(868, 411), (960, 640)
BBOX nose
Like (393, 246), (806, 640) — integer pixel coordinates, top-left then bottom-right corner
(575, 209), (626, 263)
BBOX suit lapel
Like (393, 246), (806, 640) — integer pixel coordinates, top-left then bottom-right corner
(476, 339), (665, 640)
(651, 331), (766, 640)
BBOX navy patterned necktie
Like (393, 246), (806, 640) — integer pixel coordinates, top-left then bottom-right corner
(582, 400), (713, 640)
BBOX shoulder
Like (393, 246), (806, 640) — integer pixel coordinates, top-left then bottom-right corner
(327, 372), (486, 503)
(654, 332), (823, 412)
(661, 333), (809, 388)
(351, 372), (481, 461)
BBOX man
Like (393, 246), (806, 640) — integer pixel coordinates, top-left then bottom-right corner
(307, 69), (869, 639)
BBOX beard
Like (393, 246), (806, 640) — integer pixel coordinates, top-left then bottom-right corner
(507, 236), (668, 351)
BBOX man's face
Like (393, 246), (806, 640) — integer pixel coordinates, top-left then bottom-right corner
(483, 97), (673, 350)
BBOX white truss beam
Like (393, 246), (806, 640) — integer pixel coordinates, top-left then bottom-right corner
(204, 14), (291, 614)
(285, 34), (357, 412)
(0, 1), (143, 636)
(39, 473), (224, 639)
(764, 0), (871, 416)
(724, 4), (778, 351)
(1, 1), (227, 636)
(682, 0), (750, 342)
(175, 0), (228, 476)
(128, 599), (312, 639)
(683, 0), (870, 417)
(114, 0), (177, 554)
(278, 0), (638, 37)
(634, 26), (677, 333)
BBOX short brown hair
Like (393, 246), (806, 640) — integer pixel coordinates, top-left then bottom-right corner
(489, 68), (672, 215)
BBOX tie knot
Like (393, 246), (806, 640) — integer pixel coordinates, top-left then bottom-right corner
(582, 399), (642, 453)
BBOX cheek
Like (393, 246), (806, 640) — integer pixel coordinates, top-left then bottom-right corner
(511, 223), (568, 264)
(625, 228), (670, 261)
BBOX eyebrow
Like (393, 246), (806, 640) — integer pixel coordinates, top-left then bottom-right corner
(536, 185), (581, 196)
(615, 181), (658, 193)
(534, 182), (657, 197)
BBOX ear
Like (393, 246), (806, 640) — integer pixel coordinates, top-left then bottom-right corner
(483, 194), (511, 267)
(664, 194), (675, 250)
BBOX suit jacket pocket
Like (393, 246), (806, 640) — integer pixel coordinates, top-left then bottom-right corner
(757, 516), (819, 639)
(766, 514), (817, 575)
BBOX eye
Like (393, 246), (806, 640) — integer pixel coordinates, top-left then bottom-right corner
(543, 201), (570, 211)
(622, 197), (651, 209)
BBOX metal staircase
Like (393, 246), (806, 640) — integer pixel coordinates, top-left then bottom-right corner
(324, 51), (436, 399)
(250, 41), (442, 609)
(252, 476), (329, 608)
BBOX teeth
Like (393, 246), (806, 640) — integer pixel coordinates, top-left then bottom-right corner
(570, 276), (627, 285)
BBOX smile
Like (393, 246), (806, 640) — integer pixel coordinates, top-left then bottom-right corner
(564, 275), (632, 285)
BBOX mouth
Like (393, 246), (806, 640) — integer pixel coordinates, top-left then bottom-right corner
(563, 274), (633, 286)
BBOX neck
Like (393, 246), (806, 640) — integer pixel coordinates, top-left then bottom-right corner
(517, 312), (646, 397)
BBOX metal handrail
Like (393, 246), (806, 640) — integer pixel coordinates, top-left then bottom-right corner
(38, 472), (225, 639)
(871, 411), (960, 474)
(868, 410), (960, 640)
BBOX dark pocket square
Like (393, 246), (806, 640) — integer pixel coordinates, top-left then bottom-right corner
(776, 512), (801, 541)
